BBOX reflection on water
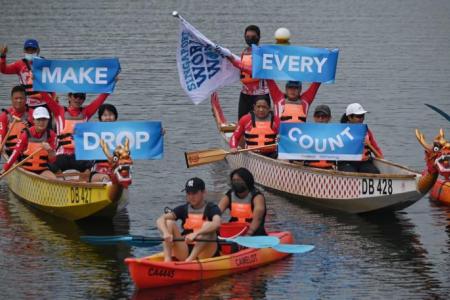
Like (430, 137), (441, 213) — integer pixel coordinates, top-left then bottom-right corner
(1, 0), (450, 298)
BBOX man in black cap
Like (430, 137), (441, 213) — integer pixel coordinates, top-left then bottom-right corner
(156, 177), (222, 262)
(267, 79), (321, 123)
(313, 104), (331, 123)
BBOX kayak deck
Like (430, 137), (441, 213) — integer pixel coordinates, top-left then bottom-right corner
(125, 231), (293, 289)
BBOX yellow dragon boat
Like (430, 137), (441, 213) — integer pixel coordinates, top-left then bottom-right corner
(3, 139), (132, 221)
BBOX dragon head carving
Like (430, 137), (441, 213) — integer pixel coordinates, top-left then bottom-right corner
(100, 138), (133, 188)
(416, 128), (450, 179)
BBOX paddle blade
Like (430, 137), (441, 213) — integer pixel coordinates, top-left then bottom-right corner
(425, 104), (450, 122)
(272, 244), (315, 254)
(185, 148), (228, 168)
(225, 236), (280, 248)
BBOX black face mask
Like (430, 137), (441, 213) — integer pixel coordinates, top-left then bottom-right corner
(245, 36), (260, 46)
(232, 181), (248, 193)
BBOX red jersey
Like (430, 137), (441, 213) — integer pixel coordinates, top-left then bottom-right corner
(3, 126), (57, 172)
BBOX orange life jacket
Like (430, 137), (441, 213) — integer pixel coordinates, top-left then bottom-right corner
(21, 128), (50, 172)
(230, 192), (253, 223)
(280, 101), (308, 123)
(57, 108), (87, 150)
(2, 109), (30, 149)
(20, 59), (41, 97)
(244, 112), (277, 153)
(306, 160), (335, 169)
(240, 49), (259, 84)
(183, 205), (206, 232)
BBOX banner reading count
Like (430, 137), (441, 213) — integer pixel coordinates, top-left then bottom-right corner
(73, 121), (163, 160)
(278, 123), (367, 161)
(252, 45), (339, 82)
(32, 58), (121, 93)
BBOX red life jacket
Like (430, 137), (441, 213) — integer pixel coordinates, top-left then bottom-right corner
(280, 101), (308, 123)
(21, 128), (50, 172)
(57, 108), (87, 150)
(244, 112), (277, 153)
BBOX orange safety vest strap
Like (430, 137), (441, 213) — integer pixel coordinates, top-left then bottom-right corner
(280, 102), (307, 122)
(183, 213), (204, 232)
(21, 129), (50, 172)
(230, 202), (253, 223)
(244, 112), (277, 151)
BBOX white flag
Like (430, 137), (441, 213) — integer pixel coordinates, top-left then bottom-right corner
(176, 16), (240, 104)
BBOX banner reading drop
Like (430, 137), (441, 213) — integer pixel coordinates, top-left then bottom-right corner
(74, 121), (163, 160)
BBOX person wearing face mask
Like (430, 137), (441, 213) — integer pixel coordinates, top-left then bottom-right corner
(225, 25), (271, 120)
(218, 168), (267, 236)
(40, 91), (109, 173)
(229, 96), (279, 157)
(0, 86), (35, 155)
(1, 107), (57, 179)
(0, 39), (52, 107)
(338, 103), (383, 174)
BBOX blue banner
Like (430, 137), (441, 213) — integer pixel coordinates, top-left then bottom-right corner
(73, 121), (163, 160)
(252, 45), (339, 82)
(32, 58), (120, 93)
(278, 123), (367, 161)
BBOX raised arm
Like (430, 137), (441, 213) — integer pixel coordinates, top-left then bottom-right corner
(300, 82), (321, 105)
(267, 80), (284, 105)
(83, 93), (109, 119)
(40, 92), (62, 116)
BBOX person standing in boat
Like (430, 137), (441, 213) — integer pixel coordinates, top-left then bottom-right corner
(229, 96), (279, 157)
(218, 168), (267, 236)
(0, 40), (53, 108)
(0, 86), (35, 156)
(225, 25), (271, 120)
(41, 92), (109, 173)
(338, 103), (383, 174)
(1, 107), (57, 179)
(156, 177), (222, 262)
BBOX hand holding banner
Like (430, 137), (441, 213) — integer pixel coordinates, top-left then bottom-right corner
(252, 45), (339, 82)
(74, 121), (163, 160)
(278, 123), (367, 161)
(32, 58), (121, 93)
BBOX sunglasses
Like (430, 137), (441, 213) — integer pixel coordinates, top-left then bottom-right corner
(314, 113), (329, 118)
(351, 114), (365, 119)
(72, 94), (86, 100)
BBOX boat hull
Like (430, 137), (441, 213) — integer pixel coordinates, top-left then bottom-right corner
(430, 179), (450, 205)
(125, 231), (293, 289)
(5, 166), (128, 221)
(211, 93), (425, 214)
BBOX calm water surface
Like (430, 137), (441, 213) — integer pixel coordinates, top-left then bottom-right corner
(1, 0), (450, 299)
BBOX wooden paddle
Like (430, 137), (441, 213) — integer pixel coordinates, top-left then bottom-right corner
(0, 147), (43, 180)
(0, 116), (21, 155)
(185, 144), (276, 168)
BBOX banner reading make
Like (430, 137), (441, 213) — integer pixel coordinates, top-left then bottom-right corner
(278, 123), (367, 161)
(32, 58), (121, 93)
(74, 121), (163, 160)
(252, 45), (339, 82)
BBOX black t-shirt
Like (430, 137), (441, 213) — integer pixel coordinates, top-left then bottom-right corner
(172, 202), (222, 234)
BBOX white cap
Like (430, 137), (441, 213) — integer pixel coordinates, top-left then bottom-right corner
(274, 28), (291, 40)
(33, 107), (50, 119)
(345, 103), (368, 116)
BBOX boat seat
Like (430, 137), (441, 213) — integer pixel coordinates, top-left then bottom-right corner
(56, 170), (91, 182)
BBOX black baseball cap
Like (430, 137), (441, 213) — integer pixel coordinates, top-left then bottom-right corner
(314, 105), (331, 116)
(182, 177), (205, 193)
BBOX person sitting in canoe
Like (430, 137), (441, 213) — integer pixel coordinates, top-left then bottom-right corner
(156, 177), (222, 262)
(304, 105), (336, 170)
(1, 107), (57, 179)
(218, 168), (267, 236)
(41, 92), (109, 173)
(268, 80), (321, 123)
(224, 25), (271, 120)
(0, 86), (34, 156)
(229, 97), (279, 157)
(338, 103), (383, 174)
